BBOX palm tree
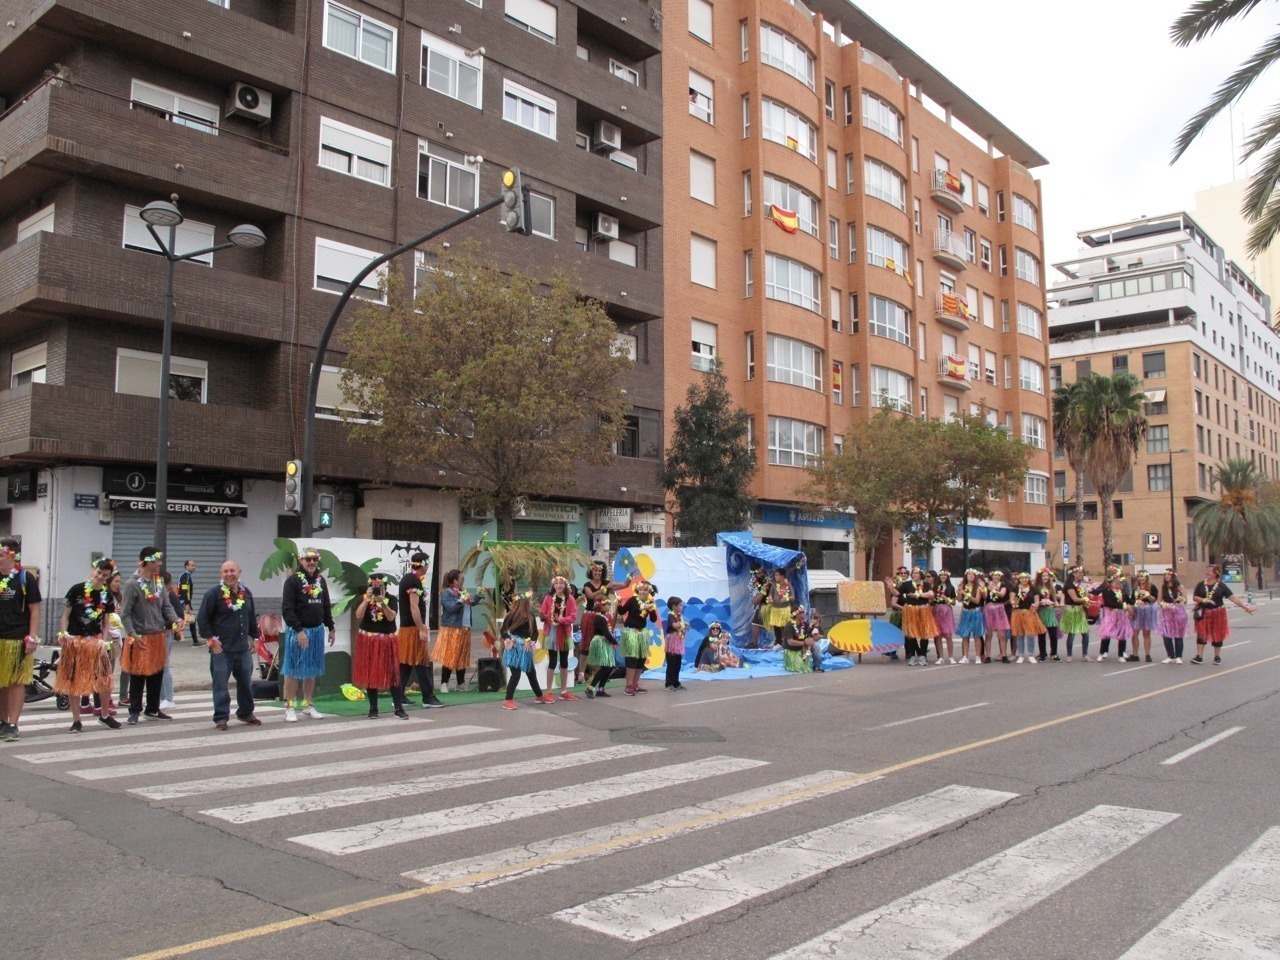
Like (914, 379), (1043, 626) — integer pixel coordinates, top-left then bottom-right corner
(1190, 458), (1280, 588)
(1076, 373), (1148, 570)
(1052, 380), (1089, 572)
(1171, 2), (1280, 255)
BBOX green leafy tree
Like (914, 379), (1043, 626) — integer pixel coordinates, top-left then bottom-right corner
(1053, 380), (1090, 569)
(339, 243), (631, 539)
(1190, 458), (1280, 586)
(660, 362), (756, 546)
(1076, 373), (1148, 569)
(1171, 2), (1280, 256)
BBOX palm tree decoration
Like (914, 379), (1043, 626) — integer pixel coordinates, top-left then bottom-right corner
(1076, 373), (1148, 570)
(1052, 380), (1089, 572)
(1190, 458), (1280, 593)
(1170, 2), (1280, 255)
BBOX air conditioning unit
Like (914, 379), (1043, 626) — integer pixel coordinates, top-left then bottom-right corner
(592, 119), (622, 152)
(463, 506), (495, 523)
(226, 82), (272, 123)
(592, 213), (619, 241)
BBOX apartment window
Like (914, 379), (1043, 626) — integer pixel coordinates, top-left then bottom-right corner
(824, 80), (835, 119)
(1076, 358), (1092, 379)
(416, 141), (479, 210)
(980, 239), (992, 271)
(1012, 194), (1038, 231)
(870, 366), (913, 411)
(314, 237), (387, 302)
(849, 291), (859, 324)
(1197, 424), (1205, 452)
(961, 172), (974, 207)
(122, 205), (215, 265)
(850, 364), (862, 406)
(744, 250), (753, 297)
(1112, 354), (1128, 373)
(609, 59), (639, 85)
(845, 153), (857, 193)
(690, 234), (717, 288)
(116, 347), (208, 403)
(690, 151), (716, 205)
(862, 91), (903, 144)
(866, 225), (908, 270)
(1147, 463), (1172, 492)
(617, 408), (661, 460)
(1022, 413), (1047, 448)
(741, 94), (751, 137)
(745, 331), (755, 379)
(767, 334), (824, 391)
(1050, 364), (1062, 390)
(1016, 302), (1042, 339)
(828, 217), (839, 259)
(1025, 474), (1049, 505)
(869, 295), (911, 345)
(911, 136), (919, 171)
(999, 245), (1008, 276)
(983, 294), (995, 328)
(826, 148), (838, 189)
(963, 228), (977, 263)
(762, 175), (818, 235)
(691, 319), (718, 371)
(742, 171), (752, 216)
(130, 80), (218, 134)
(913, 198), (922, 234)
(848, 222), (858, 263)
(688, 70), (714, 123)
(314, 365), (376, 421)
(832, 361), (843, 404)
(1199, 463), (1208, 492)
(689, 0), (713, 44)
(10, 343), (47, 388)
(16, 205), (55, 241)
(759, 23), (814, 88)
(423, 31), (482, 107)
(1147, 424), (1170, 454)
(505, 0), (557, 42)
(842, 86), (853, 124)
(320, 117), (392, 186)
(326, 1), (396, 71)
(997, 190), (1006, 221)
(768, 416), (823, 467)
(864, 158), (906, 211)
(1001, 300), (1010, 332)
(739, 18), (749, 60)
(503, 79), (555, 137)
(764, 254), (821, 313)
(761, 99), (817, 160)
(1142, 350), (1166, 378)
(1020, 357), (1045, 393)
(1014, 247), (1039, 284)
(831, 287), (842, 332)
(528, 191), (554, 238)
(977, 182), (990, 216)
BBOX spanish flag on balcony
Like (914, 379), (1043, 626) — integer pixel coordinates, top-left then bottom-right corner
(884, 257), (897, 273)
(902, 268), (912, 286)
(945, 171), (964, 194)
(786, 135), (799, 151)
(958, 296), (974, 320)
(946, 355), (967, 379)
(770, 204), (799, 234)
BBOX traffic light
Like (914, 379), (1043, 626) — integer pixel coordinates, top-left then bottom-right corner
(283, 459), (302, 515)
(317, 493), (335, 530)
(500, 168), (530, 235)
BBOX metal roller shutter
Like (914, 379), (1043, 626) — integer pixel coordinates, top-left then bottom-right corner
(110, 512), (228, 602)
(511, 520), (566, 543)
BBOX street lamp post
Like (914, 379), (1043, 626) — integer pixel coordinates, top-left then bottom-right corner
(1167, 446), (1191, 572)
(138, 198), (265, 557)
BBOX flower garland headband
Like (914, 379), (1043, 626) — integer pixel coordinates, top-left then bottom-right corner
(140, 550), (163, 565)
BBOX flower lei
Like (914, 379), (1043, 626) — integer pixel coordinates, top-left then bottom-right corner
(81, 580), (110, 622)
(963, 583), (979, 604)
(137, 574), (163, 603)
(773, 581), (792, 604)
(296, 571), (324, 598)
(364, 592), (387, 621)
(1017, 583), (1032, 604)
(221, 582), (246, 611)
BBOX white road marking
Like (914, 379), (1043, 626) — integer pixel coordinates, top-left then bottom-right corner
(132, 733), (572, 800)
(290, 755), (766, 856)
(1160, 726), (1245, 766)
(201, 743), (648, 824)
(875, 703), (989, 729)
(71, 725), (495, 780)
(1103, 663), (1157, 677)
(405, 771), (880, 890)
(669, 686), (814, 707)
(554, 784), (1016, 942)
(769, 804), (1177, 959)
(1119, 827), (1280, 959)
(15, 704), (284, 732)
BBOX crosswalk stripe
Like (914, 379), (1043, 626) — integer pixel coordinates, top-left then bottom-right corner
(132, 734), (571, 800)
(203, 744), (659, 824)
(768, 803), (1178, 959)
(553, 783), (1016, 942)
(14, 718), (408, 764)
(290, 755), (767, 856)
(71, 725), (496, 780)
(1160, 726), (1245, 766)
(405, 770), (879, 891)
(16, 705), (285, 732)
(1118, 826), (1280, 959)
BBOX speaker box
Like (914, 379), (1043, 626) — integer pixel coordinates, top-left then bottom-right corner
(252, 678), (279, 701)
(476, 657), (505, 692)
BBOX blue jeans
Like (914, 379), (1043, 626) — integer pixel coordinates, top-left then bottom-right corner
(210, 647), (255, 723)
(160, 632), (178, 702)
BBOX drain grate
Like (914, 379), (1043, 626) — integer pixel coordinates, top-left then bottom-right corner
(611, 726), (725, 744)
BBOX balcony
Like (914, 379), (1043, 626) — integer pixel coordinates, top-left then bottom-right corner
(936, 355), (972, 391)
(932, 228), (968, 271)
(934, 291), (972, 330)
(930, 169), (966, 213)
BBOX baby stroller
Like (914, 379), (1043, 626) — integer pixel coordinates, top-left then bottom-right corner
(25, 650), (69, 710)
(252, 614), (283, 701)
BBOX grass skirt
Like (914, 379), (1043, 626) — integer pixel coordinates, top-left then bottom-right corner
(587, 635), (616, 668)
(352, 630), (400, 689)
(888, 609), (902, 629)
(502, 638), (535, 673)
(1132, 604), (1159, 631)
(282, 625), (327, 679)
(54, 635), (112, 696)
(902, 605), (937, 639)
(1159, 604), (1188, 638)
(983, 604), (1010, 632)
(1060, 606), (1088, 635)
(620, 627), (648, 660)
(0, 637), (33, 686)
(1011, 609), (1047, 636)
(664, 632), (685, 655)
(121, 631), (167, 676)
(1038, 605), (1059, 629)
(956, 608), (987, 638)
(433, 626), (471, 670)
(932, 604), (956, 635)
(1194, 606), (1229, 644)
(763, 604), (793, 629)
(397, 625), (430, 666)
(783, 648), (812, 673)
(1097, 607), (1133, 641)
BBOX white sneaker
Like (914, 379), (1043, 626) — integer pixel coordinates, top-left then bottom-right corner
(1162, 657), (1174, 664)
(1015, 656), (1024, 664)
(159, 699), (175, 710)
(1098, 653), (1109, 661)
(302, 704), (326, 719)
(284, 706), (298, 723)
(1175, 657), (1183, 663)
(949, 657), (957, 664)
(957, 656), (969, 664)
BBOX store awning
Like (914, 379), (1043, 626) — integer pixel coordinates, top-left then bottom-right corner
(107, 495), (247, 518)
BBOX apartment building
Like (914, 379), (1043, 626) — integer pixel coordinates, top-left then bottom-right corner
(1048, 212), (1279, 573)
(663, 0), (1053, 576)
(0, 0), (664, 626)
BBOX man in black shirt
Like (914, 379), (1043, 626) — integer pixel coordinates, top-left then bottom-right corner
(197, 560), (262, 730)
(0, 537), (42, 742)
(179, 560), (199, 646)
(280, 548), (335, 722)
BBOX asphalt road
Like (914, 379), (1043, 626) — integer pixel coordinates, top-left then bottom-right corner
(3, 604), (1277, 960)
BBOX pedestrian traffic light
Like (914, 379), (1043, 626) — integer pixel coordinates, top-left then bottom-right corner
(284, 459), (302, 515)
(317, 493), (335, 530)
(500, 168), (530, 235)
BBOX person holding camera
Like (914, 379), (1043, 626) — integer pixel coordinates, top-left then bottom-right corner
(353, 574), (406, 719)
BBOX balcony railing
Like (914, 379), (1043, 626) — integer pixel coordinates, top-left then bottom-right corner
(930, 169), (966, 212)
(932, 228), (968, 269)
(937, 355), (971, 390)
(934, 291), (972, 329)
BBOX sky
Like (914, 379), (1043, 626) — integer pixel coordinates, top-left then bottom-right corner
(852, 0), (1272, 274)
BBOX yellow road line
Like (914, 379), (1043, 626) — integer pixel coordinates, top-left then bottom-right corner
(126, 654), (1280, 960)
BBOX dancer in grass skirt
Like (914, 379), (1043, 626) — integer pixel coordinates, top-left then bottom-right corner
(56, 558), (121, 732)
(1035, 567), (1062, 661)
(501, 594), (549, 709)
(617, 579), (658, 695)
(1060, 566), (1091, 661)
(281, 548), (334, 722)
(396, 553), (442, 708)
(1190, 564), (1255, 665)
(1158, 570), (1188, 663)
(982, 571), (1010, 663)
(583, 610), (618, 697)
(931, 570), (957, 663)
(1091, 566), (1132, 661)
(899, 568), (937, 666)
(353, 574), (405, 719)
(1010, 572), (1046, 663)
(954, 569), (986, 664)
(1129, 570), (1159, 662)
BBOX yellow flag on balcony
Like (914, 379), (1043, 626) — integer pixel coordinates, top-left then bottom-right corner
(769, 204), (799, 234)
(902, 268), (912, 286)
(941, 293), (960, 315)
(884, 257), (897, 273)
(786, 135), (799, 151)
(958, 296), (974, 320)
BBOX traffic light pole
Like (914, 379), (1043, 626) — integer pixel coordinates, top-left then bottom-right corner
(299, 194), (505, 536)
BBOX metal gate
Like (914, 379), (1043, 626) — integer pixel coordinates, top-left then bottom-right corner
(110, 512), (229, 603)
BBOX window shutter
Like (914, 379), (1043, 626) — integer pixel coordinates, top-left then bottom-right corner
(505, 0), (557, 39)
